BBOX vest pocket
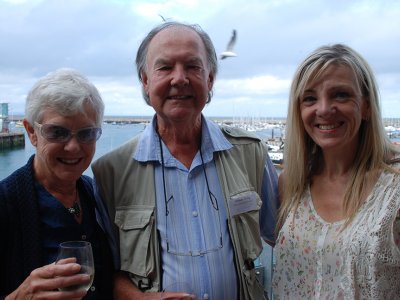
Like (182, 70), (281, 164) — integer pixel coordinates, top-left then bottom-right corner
(242, 266), (266, 299)
(114, 206), (155, 277)
(233, 208), (263, 262)
(229, 190), (263, 260)
(230, 193), (265, 299)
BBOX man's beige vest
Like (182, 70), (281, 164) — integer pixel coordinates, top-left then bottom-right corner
(92, 126), (268, 300)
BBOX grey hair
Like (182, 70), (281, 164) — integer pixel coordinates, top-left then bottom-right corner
(135, 21), (218, 105)
(25, 68), (104, 127)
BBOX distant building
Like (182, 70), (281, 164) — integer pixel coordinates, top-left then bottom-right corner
(0, 103), (10, 133)
(0, 103), (25, 149)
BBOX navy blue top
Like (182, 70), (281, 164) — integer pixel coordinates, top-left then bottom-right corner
(0, 155), (113, 299)
(37, 184), (98, 264)
(36, 183), (111, 299)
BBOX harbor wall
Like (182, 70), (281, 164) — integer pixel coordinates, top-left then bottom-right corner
(0, 132), (25, 150)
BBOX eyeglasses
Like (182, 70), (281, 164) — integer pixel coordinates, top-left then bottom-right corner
(158, 133), (223, 257)
(34, 122), (102, 144)
(164, 183), (223, 256)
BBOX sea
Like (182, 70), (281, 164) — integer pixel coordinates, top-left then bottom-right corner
(0, 121), (285, 180)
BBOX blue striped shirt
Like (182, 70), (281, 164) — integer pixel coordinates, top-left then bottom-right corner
(134, 116), (278, 299)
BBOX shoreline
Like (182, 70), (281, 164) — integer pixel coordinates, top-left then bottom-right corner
(7, 115), (400, 124)
(7, 115), (288, 126)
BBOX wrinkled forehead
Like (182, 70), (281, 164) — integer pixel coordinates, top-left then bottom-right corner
(147, 25), (206, 59)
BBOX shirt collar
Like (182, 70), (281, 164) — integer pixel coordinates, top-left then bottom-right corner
(134, 114), (232, 163)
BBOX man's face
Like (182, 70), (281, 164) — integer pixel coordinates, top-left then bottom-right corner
(142, 26), (214, 125)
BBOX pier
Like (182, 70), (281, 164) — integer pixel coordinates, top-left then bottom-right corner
(0, 132), (25, 150)
(102, 116), (151, 125)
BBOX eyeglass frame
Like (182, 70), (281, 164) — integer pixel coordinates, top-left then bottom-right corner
(34, 121), (102, 144)
(158, 132), (223, 257)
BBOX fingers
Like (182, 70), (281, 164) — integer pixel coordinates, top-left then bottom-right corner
(34, 261), (81, 279)
(19, 289), (87, 300)
(161, 292), (197, 300)
(10, 263), (90, 300)
(55, 257), (77, 265)
(51, 272), (91, 291)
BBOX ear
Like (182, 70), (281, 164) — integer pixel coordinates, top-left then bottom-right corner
(23, 119), (38, 147)
(362, 96), (371, 121)
(141, 71), (150, 95)
(207, 73), (214, 91)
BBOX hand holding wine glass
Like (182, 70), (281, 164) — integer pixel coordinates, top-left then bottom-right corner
(56, 241), (95, 292)
(5, 260), (89, 299)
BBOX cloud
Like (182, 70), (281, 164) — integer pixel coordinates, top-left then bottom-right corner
(0, 0), (399, 117)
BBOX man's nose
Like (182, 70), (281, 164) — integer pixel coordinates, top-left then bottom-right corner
(170, 65), (189, 86)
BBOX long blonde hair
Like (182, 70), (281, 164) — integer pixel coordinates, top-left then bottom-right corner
(277, 44), (399, 231)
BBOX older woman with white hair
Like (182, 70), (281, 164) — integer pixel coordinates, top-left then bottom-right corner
(0, 68), (114, 299)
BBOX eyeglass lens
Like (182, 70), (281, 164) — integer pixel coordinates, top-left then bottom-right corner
(37, 123), (101, 143)
(165, 192), (223, 257)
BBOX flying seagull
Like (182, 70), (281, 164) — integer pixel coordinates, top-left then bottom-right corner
(220, 29), (237, 60)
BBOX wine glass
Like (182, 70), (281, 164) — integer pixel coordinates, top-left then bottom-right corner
(56, 241), (95, 291)
(160, 281), (196, 299)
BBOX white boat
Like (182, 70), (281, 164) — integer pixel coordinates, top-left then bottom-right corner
(268, 151), (283, 168)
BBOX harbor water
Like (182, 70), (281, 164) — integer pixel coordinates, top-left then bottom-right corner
(0, 121), (284, 180)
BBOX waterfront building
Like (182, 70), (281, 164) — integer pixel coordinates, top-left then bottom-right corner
(0, 102), (10, 133)
(0, 103), (24, 149)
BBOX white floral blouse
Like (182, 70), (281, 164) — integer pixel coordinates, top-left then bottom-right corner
(273, 164), (400, 299)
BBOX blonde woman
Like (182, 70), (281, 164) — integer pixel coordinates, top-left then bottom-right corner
(273, 44), (400, 299)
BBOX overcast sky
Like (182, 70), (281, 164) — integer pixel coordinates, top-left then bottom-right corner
(1, 0), (399, 118)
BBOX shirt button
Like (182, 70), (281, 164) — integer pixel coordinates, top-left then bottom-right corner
(90, 286), (96, 292)
(192, 211), (198, 217)
(81, 235), (87, 240)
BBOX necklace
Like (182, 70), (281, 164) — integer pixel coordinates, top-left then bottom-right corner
(67, 190), (81, 217)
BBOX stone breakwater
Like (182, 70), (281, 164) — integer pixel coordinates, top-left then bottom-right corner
(0, 132), (25, 150)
